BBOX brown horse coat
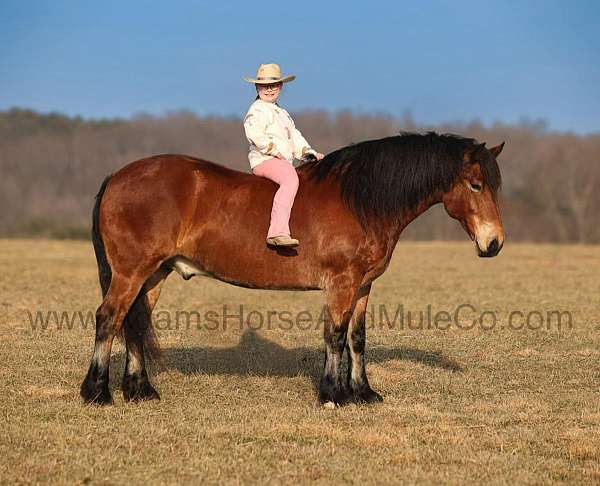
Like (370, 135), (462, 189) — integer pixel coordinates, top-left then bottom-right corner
(81, 132), (505, 406)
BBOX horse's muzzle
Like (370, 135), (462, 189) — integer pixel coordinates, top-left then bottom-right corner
(477, 238), (503, 258)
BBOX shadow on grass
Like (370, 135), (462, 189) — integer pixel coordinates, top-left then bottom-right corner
(108, 329), (462, 394)
(145, 330), (462, 386)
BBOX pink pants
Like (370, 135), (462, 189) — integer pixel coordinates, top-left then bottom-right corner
(252, 157), (299, 238)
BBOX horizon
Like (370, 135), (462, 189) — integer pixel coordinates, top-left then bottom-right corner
(0, 105), (579, 137)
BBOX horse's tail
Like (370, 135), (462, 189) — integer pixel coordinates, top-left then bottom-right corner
(91, 174), (161, 362)
(92, 175), (112, 297)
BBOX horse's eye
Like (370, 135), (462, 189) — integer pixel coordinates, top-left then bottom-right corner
(469, 182), (482, 193)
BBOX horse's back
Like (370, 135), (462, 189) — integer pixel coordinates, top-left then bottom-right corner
(112, 153), (252, 183)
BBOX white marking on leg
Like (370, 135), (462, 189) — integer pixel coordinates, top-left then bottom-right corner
(126, 351), (142, 375)
(92, 340), (111, 369)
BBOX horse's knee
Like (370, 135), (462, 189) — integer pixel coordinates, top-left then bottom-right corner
(94, 304), (115, 341)
(324, 325), (348, 355)
(349, 329), (365, 354)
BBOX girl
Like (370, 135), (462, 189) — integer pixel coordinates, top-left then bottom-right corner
(243, 63), (324, 247)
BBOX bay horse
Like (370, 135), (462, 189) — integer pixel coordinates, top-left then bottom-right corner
(80, 131), (505, 407)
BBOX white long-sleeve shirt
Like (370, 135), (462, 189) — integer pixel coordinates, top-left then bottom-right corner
(243, 98), (317, 169)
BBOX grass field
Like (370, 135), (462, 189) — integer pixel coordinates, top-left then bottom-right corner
(0, 239), (599, 484)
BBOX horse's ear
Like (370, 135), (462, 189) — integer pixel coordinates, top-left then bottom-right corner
(489, 141), (505, 158)
(464, 142), (487, 163)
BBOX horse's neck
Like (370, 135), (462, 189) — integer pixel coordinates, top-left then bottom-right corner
(398, 192), (443, 234)
(365, 192), (442, 265)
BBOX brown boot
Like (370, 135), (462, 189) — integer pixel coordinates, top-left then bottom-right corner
(266, 235), (300, 247)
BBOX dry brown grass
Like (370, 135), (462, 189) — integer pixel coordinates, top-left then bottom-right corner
(0, 239), (599, 484)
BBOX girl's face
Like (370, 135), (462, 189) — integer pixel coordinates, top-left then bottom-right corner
(256, 82), (282, 103)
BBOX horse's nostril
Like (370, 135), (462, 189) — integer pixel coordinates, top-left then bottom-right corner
(488, 238), (499, 254)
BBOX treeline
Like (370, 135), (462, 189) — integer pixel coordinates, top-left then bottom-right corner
(1, 107), (599, 242)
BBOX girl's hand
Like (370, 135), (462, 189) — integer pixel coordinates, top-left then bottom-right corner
(315, 152), (325, 161)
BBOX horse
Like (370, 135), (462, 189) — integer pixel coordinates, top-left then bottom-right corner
(80, 131), (505, 407)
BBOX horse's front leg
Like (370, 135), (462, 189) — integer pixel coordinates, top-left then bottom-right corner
(320, 277), (360, 407)
(346, 283), (383, 403)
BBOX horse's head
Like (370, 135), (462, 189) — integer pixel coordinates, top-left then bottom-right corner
(442, 141), (505, 257)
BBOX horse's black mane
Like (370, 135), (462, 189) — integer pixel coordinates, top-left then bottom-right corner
(298, 131), (501, 223)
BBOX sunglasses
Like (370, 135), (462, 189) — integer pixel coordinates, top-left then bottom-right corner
(258, 83), (282, 91)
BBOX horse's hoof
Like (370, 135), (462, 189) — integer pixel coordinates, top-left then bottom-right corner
(354, 387), (383, 404)
(323, 401), (338, 410)
(319, 386), (351, 407)
(122, 378), (160, 402)
(80, 384), (113, 406)
(125, 387), (160, 402)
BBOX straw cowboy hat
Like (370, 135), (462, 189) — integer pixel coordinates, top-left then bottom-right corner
(243, 63), (296, 84)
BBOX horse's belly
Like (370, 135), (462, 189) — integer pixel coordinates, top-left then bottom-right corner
(169, 255), (322, 290)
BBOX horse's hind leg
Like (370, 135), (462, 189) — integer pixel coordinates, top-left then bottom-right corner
(80, 274), (148, 405)
(346, 283), (382, 403)
(122, 267), (171, 402)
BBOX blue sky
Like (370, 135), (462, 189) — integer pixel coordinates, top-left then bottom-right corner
(1, 0), (599, 133)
